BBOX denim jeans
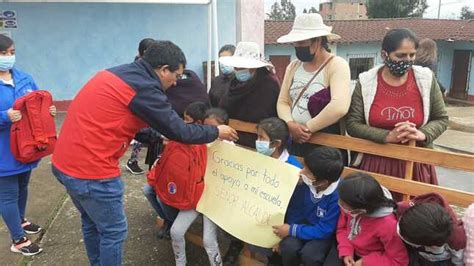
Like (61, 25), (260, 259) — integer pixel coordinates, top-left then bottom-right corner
(142, 184), (178, 224)
(0, 171), (31, 241)
(52, 166), (127, 266)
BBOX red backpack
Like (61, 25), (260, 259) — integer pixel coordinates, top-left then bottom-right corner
(10, 90), (57, 163)
(396, 193), (466, 250)
(147, 141), (207, 210)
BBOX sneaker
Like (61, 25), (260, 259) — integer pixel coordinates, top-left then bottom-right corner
(126, 160), (144, 175)
(157, 221), (171, 240)
(10, 237), (43, 256)
(22, 219), (42, 234)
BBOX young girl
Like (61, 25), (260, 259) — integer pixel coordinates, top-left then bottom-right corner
(337, 173), (408, 266)
(222, 117), (305, 264)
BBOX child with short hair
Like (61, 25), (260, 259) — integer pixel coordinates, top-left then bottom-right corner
(397, 193), (466, 265)
(144, 102), (209, 239)
(272, 146), (344, 266)
(336, 173), (408, 266)
(204, 107), (230, 126)
(165, 102), (222, 266)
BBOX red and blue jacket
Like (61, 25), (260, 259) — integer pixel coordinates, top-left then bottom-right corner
(52, 59), (218, 179)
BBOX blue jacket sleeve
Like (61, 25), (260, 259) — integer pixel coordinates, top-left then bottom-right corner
(128, 86), (218, 144)
(0, 110), (12, 129)
(289, 194), (340, 240)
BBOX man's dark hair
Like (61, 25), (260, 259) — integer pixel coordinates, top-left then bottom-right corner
(205, 108), (229, 125)
(399, 203), (452, 247)
(304, 147), (343, 184)
(0, 34), (14, 52)
(142, 40), (187, 71)
(184, 102), (209, 123)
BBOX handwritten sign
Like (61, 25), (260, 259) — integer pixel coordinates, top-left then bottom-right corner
(196, 141), (300, 248)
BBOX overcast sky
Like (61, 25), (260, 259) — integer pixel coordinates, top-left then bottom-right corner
(263, 0), (474, 19)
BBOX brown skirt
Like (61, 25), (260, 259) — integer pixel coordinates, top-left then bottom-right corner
(359, 154), (438, 202)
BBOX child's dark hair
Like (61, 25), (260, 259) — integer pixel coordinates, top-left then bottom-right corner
(399, 203), (452, 246)
(205, 108), (229, 125)
(338, 172), (396, 214)
(304, 147), (343, 183)
(138, 38), (156, 57)
(0, 34), (13, 52)
(184, 102), (209, 122)
(257, 118), (289, 151)
(382, 28), (419, 54)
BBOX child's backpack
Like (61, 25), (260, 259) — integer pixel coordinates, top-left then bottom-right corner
(396, 193), (466, 250)
(10, 90), (57, 163)
(147, 141), (207, 210)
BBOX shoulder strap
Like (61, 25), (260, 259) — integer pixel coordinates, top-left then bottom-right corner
(291, 55), (335, 112)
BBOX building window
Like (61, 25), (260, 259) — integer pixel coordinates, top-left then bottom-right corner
(348, 54), (376, 80)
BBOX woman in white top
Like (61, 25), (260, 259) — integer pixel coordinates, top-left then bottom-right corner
(276, 14), (351, 157)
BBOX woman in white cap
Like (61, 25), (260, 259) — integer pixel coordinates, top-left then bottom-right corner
(219, 41), (280, 148)
(276, 13), (351, 158)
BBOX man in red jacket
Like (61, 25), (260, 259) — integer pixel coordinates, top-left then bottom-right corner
(52, 40), (237, 266)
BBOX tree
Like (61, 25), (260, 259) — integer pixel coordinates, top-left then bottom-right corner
(303, 7), (318, 14)
(460, 6), (474, 20)
(366, 0), (428, 18)
(267, 0), (296, 21)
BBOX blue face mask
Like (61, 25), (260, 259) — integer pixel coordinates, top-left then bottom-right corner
(235, 69), (253, 82)
(0, 55), (15, 71)
(255, 140), (275, 156)
(220, 64), (234, 75)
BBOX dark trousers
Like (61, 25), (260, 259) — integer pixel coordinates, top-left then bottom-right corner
(279, 237), (342, 266)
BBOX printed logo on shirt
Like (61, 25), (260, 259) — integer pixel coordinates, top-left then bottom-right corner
(381, 106), (415, 121)
(289, 80), (325, 115)
(316, 206), (327, 218)
(168, 182), (177, 194)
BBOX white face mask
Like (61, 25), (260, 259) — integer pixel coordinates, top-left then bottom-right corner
(300, 174), (317, 196)
(338, 202), (365, 218)
(255, 140), (275, 156)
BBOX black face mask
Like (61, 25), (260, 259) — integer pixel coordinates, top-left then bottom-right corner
(295, 46), (315, 62)
(384, 56), (414, 77)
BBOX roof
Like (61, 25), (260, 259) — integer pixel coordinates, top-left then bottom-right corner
(265, 18), (474, 45)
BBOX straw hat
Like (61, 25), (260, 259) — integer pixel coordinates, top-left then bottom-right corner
(219, 42), (272, 69)
(277, 13), (340, 43)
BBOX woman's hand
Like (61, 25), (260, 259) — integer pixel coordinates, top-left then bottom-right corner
(49, 105), (57, 117)
(385, 127), (403, 144)
(7, 108), (22, 122)
(288, 121), (311, 143)
(354, 259), (363, 266)
(394, 121), (426, 143)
